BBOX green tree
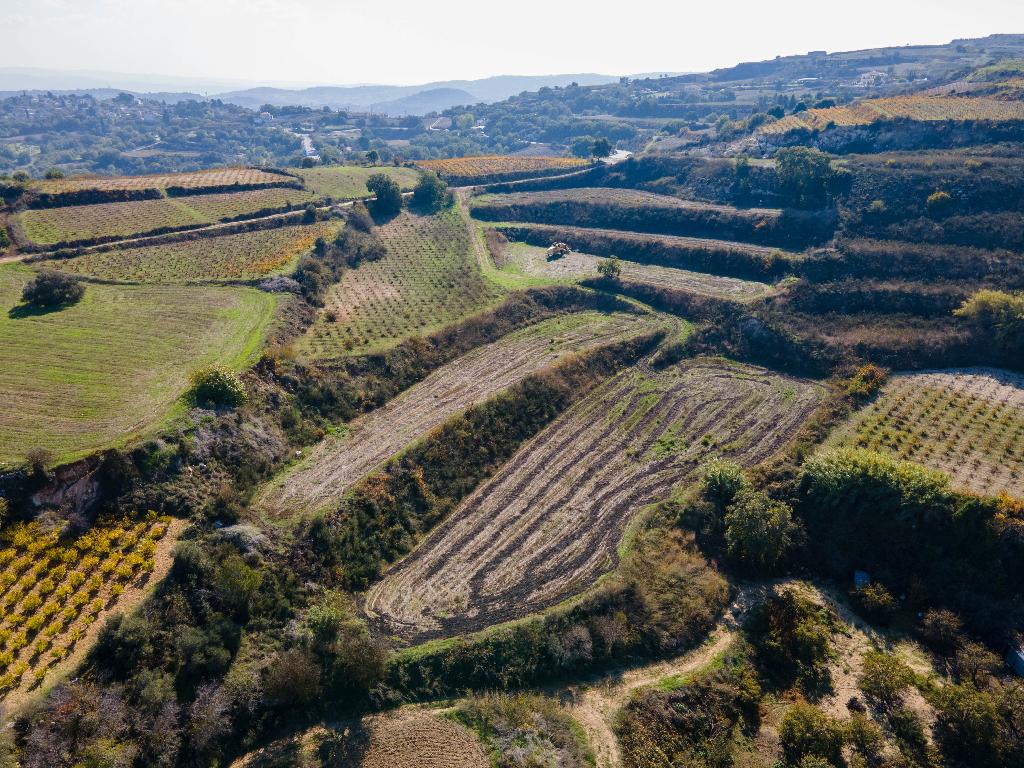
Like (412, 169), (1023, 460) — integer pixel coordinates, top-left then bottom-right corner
(366, 173), (403, 216)
(724, 488), (795, 572)
(188, 366), (247, 408)
(775, 147), (837, 208)
(596, 256), (621, 280)
(411, 171), (452, 212)
(591, 137), (612, 158)
(857, 651), (914, 707)
(954, 289), (1024, 358)
(21, 270), (84, 308)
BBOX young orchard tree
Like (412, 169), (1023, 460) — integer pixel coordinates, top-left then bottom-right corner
(597, 256), (622, 281)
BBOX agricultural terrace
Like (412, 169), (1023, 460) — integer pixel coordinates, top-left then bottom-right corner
(0, 515), (175, 702)
(299, 208), (504, 360)
(231, 709), (488, 768)
(257, 311), (657, 522)
(500, 242), (773, 301)
(417, 155), (588, 181)
(825, 368), (1024, 498)
(30, 167), (293, 194)
(0, 263), (276, 465)
(15, 187), (316, 247)
(760, 96), (1024, 134)
(296, 165), (420, 201)
(365, 359), (823, 641)
(470, 188), (808, 247)
(54, 220), (342, 284)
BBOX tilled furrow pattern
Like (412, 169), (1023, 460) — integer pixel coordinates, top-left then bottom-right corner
(256, 312), (650, 521)
(364, 360), (823, 641)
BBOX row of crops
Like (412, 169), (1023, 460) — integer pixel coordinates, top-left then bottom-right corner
(0, 514), (171, 695)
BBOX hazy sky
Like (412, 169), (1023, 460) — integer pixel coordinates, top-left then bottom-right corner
(4, 0), (1024, 87)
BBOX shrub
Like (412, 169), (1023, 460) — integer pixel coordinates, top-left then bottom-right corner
(20, 270), (84, 308)
(849, 582), (897, 624)
(776, 147), (840, 208)
(701, 458), (747, 509)
(747, 589), (834, 690)
(411, 171), (452, 212)
(926, 190), (954, 216)
(857, 651), (914, 707)
(779, 702), (846, 766)
(596, 256), (622, 280)
(187, 366), (247, 408)
(724, 488), (795, 573)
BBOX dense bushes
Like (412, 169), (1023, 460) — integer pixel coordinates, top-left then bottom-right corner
(20, 270), (84, 308)
(745, 589), (835, 692)
(304, 331), (662, 590)
(615, 644), (760, 768)
(954, 289), (1024, 363)
(797, 448), (1024, 637)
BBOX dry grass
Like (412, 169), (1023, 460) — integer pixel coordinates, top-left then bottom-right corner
(257, 311), (655, 523)
(364, 359), (823, 641)
(825, 368), (1024, 498)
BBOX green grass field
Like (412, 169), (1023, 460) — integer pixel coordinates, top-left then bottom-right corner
(54, 220), (342, 284)
(296, 165), (421, 201)
(0, 263), (277, 466)
(16, 187), (316, 247)
(299, 207), (505, 360)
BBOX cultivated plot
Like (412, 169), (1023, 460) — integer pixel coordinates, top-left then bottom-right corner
(299, 208), (504, 360)
(54, 220), (342, 284)
(825, 368), (1024, 498)
(0, 264), (276, 465)
(417, 155), (587, 182)
(258, 311), (655, 522)
(296, 165), (420, 200)
(502, 242), (773, 301)
(16, 187), (315, 246)
(364, 359), (823, 641)
(30, 167), (293, 195)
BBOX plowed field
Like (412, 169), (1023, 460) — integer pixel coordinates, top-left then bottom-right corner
(365, 359), (823, 641)
(257, 311), (655, 522)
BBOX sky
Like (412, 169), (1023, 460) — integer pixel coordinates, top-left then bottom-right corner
(3, 0), (1024, 88)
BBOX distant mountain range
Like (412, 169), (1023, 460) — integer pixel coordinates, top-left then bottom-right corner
(214, 74), (618, 114)
(0, 68), (619, 115)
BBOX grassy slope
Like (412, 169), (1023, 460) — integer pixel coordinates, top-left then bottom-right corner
(0, 263), (276, 465)
(296, 166), (421, 200)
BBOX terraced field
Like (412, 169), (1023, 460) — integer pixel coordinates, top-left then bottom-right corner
(16, 187), (316, 246)
(0, 263), (276, 465)
(825, 368), (1024, 497)
(233, 709), (488, 768)
(258, 311), (655, 522)
(417, 155), (588, 182)
(761, 96), (1024, 134)
(300, 208), (504, 360)
(364, 359), (823, 641)
(30, 167), (294, 194)
(54, 220), (342, 284)
(502, 242), (773, 301)
(296, 165), (420, 200)
(470, 187), (815, 247)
